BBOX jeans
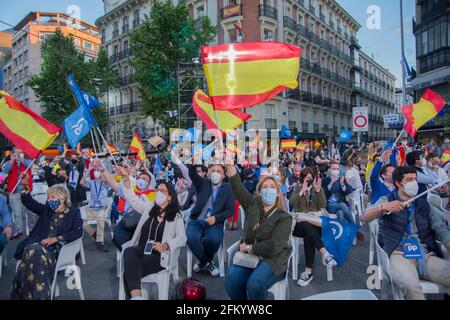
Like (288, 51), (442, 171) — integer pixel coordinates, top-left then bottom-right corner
(327, 202), (355, 224)
(225, 260), (285, 300)
(9, 193), (25, 234)
(186, 219), (223, 265)
(112, 222), (133, 251)
(293, 222), (323, 269)
(0, 226), (7, 255)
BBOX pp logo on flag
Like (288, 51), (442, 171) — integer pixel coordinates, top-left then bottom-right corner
(71, 118), (86, 136)
(329, 221), (344, 240)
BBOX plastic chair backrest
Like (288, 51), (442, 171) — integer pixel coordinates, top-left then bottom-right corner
(56, 237), (82, 271)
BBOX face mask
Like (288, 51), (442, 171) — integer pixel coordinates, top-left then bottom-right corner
(57, 176), (66, 183)
(403, 181), (419, 197)
(261, 188), (278, 206)
(47, 199), (61, 211)
(210, 172), (222, 185)
(445, 139), (449, 144)
(136, 178), (149, 191)
(331, 169), (340, 178)
(20, 153), (24, 159)
(71, 159), (78, 165)
(421, 159), (427, 167)
(94, 171), (101, 179)
(307, 179), (313, 187)
(155, 191), (167, 207)
(294, 173), (300, 177)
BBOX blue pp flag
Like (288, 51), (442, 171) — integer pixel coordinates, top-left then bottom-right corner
(153, 155), (162, 176)
(63, 107), (92, 149)
(339, 130), (352, 143)
(202, 143), (215, 161)
(280, 124), (291, 139)
(320, 216), (360, 267)
(67, 75), (98, 126)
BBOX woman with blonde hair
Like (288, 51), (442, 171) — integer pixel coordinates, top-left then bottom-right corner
(11, 176), (83, 299)
(224, 163), (292, 300)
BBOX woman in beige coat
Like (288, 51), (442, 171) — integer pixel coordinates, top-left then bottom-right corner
(117, 168), (186, 300)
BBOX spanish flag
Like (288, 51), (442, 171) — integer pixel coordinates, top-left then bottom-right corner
(129, 133), (146, 160)
(441, 150), (450, 164)
(192, 89), (251, 131)
(0, 91), (61, 158)
(201, 42), (301, 110)
(107, 143), (119, 154)
(281, 139), (296, 150)
(402, 88), (446, 137)
(117, 188), (156, 212)
(296, 142), (306, 152)
(313, 139), (321, 148)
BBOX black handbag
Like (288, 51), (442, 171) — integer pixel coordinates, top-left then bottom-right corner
(120, 210), (142, 231)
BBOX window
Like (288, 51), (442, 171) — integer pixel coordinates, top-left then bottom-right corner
(196, 5), (205, 18)
(422, 30), (429, 55)
(84, 41), (93, 50)
(265, 104), (277, 129)
(123, 40), (129, 51)
(264, 29), (274, 41)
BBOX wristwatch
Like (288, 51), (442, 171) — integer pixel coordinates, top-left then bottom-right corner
(57, 235), (64, 242)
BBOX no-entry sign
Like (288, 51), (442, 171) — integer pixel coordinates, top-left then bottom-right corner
(353, 107), (368, 132)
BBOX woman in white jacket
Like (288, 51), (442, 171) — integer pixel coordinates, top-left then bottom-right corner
(117, 168), (187, 300)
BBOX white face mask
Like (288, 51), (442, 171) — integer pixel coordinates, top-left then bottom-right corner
(403, 181), (419, 197)
(155, 191), (167, 206)
(331, 169), (340, 178)
(210, 172), (222, 185)
(94, 171), (101, 179)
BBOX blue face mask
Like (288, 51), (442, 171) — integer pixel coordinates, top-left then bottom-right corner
(47, 199), (61, 211)
(261, 188), (278, 206)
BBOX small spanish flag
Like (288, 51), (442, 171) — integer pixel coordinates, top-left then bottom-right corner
(402, 88), (446, 137)
(296, 142), (306, 152)
(129, 133), (146, 160)
(201, 42), (301, 110)
(441, 150), (450, 164)
(281, 139), (296, 150)
(192, 89), (251, 132)
(107, 143), (119, 154)
(313, 139), (321, 148)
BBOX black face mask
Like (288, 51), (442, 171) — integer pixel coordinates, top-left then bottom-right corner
(57, 176), (66, 183)
(71, 159), (78, 165)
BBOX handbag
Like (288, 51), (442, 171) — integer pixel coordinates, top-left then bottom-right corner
(233, 251), (260, 269)
(120, 210), (142, 231)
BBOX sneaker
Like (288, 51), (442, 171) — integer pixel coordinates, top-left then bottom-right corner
(206, 262), (220, 277)
(324, 254), (337, 267)
(193, 262), (206, 273)
(297, 271), (313, 287)
(130, 295), (145, 300)
(10, 232), (24, 240)
(96, 242), (109, 252)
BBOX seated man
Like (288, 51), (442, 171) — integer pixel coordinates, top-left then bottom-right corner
(0, 193), (12, 255)
(186, 164), (235, 277)
(363, 166), (450, 300)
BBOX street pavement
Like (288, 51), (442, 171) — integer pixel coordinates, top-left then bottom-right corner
(0, 215), (383, 300)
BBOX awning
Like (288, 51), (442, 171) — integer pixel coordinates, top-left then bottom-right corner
(298, 133), (326, 139)
(409, 66), (450, 90)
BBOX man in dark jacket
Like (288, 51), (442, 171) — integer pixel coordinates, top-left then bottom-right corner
(363, 166), (450, 300)
(59, 145), (87, 207)
(186, 164), (235, 277)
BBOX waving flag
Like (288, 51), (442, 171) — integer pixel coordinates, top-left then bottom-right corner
(148, 135), (164, 147)
(193, 89), (251, 131)
(67, 75), (98, 126)
(280, 139), (296, 150)
(321, 216), (360, 267)
(280, 124), (291, 139)
(0, 91), (61, 158)
(402, 88), (445, 137)
(233, 22), (246, 41)
(339, 130), (352, 142)
(107, 143), (119, 153)
(63, 107), (92, 149)
(313, 139), (321, 148)
(153, 155), (162, 176)
(442, 150), (450, 164)
(129, 133), (146, 160)
(401, 55), (412, 81)
(201, 42), (301, 110)
(296, 142), (307, 152)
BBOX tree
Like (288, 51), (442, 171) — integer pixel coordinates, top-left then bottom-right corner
(27, 29), (118, 129)
(130, 0), (216, 126)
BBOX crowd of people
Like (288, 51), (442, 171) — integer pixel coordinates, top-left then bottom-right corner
(0, 136), (449, 300)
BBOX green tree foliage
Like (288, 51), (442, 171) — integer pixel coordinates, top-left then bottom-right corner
(130, 0), (216, 126)
(27, 29), (118, 129)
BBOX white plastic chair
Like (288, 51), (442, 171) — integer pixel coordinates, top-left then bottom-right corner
(0, 250), (6, 277)
(375, 233), (450, 299)
(429, 195), (450, 219)
(185, 217), (226, 278)
(79, 197), (113, 233)
(227, 236), (295, 300)
(50, 237), (85, 300)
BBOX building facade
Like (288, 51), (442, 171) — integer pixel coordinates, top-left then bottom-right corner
(0, 30), (14, 90)
(96, 0), (397, 145)
(1, 12), (101, 114)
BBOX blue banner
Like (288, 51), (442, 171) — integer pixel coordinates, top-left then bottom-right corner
(67, 75), (98, 126)
(153, 155), (162, 176)
(280, 124), (291, 139)
(63, 107), (92, 149)
(338, 130), (352, 143)
(320, 216), (360, 267)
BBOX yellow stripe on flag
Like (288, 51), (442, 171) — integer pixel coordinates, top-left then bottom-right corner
(411, 99), (440, 130)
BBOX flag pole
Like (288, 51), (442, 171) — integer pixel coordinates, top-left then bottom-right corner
(393, 128), (406, 147)
(95, 126), (119, 167)
(89, 129), (99, 160)
(11, 159), (36, 194)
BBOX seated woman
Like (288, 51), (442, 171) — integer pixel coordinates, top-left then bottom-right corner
(224, 163), (292, 300)
(11, 176), (83, 300)
(289, 168), (337, 287)
(117, 167), (187, 300)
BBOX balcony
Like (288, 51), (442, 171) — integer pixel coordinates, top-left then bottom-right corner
(350, 36), (361, 49)
(296, 0), (305, 6)
(309, 31), (320, 44)
(133, 19), (140, 29)
(301, 58), (311, 71)
(122, 24), (129, 34)
(221, 4), (242, 20)
(319, 13), (326, 23)
(321, 68), (330, 79)
(297, 24), (309, 38)
(300, 91), (312, 103)
(312, 94), (321, 104)
(330, 72), (338, 82)
(337, 26), (342, 34)
(364, 70), (369, 77)
(311, 62), (321, 75)
(320, 39), (330, 50)
(109, 48), (133, 63)
(113, 29), (119, 38)
(322, 97), (331, 107)
(286, 89), (300, 100)
(259, 5), (278, 21)
(119, 75), (133, 86)
(329, 45), (339, 57)
(309, 5), (316, 16)
(283, 16), (297, 32)
(344, 32), (349, 40)
(115, 101), (142, 115)
(329, 21), (335, 30)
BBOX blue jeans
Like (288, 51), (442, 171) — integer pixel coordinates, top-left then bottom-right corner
(186, 219), (223, 265)
(225, 260), (285, 300)
(0, 227), (7, 255)
(327, 202), (355, 224)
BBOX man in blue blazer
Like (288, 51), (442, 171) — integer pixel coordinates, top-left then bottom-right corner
(186, 164), (235, 277)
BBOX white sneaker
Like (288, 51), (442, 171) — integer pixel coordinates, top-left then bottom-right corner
(193, 262), (205, 273)
(206, 262), (220, 277)
(324, 254), (337, 267)
(130, 295), (145, 300)
(297, 271), (313, 287)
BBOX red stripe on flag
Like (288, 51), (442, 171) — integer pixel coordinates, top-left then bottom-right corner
(3, 95), (61, 134)
(402, 104), (417, 137)
(0, 118), (43, 158)
(201, 42), (301, 64)
(422, 88), (446, 113)
(211, 86), (289, 110)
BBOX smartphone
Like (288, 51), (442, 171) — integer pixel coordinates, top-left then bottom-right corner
(144, 240), (155, 255)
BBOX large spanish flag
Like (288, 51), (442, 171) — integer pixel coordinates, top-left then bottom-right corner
(0, 91), (61, 158)
(402, 88), (446, 137)
(192, 89), (251, 131)
(281, 139), (296, 150)
(129, 133), (146, 160)
(201, 42), (301, 110)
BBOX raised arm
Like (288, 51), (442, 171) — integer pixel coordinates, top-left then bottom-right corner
(226, 164), (254, 210)
(119, 168), (153, 214)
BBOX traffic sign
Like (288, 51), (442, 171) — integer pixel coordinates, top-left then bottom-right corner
(383, 114), (400, 128)
(353, 107), (368, 132)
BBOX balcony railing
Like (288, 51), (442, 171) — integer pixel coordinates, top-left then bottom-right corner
(220, 4), (242, 19)
(119, 75), (133, 86)
(309, 31), (320, 44)
(300, 91), (312, 103)
(311, 63), (321, 75)
(109, 48), (133, 63)
(322, 97), (331, 107)
(337, 26), (342, 34)
(296, 0), (305, 7)
(320, 39), (330, 50)
(312, 94), (321, 104)
(122, 25), (129, 34)
(321, 68), (330, 79)
(301, 58), (310, 71)
(330, 21), (335, 30)
(283, 16), (297, 31)
(287, 89), (300, 100)
(259, 5), (278, 20)
(133, 19), (140, 29)
(297, 24), (309, 38)
(113, 29), (119, 37)
(330, 72), (338, 82)
(320, 13), (326, 22)
(309, 5), (316, 16)
(350, 36), (361, 48)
